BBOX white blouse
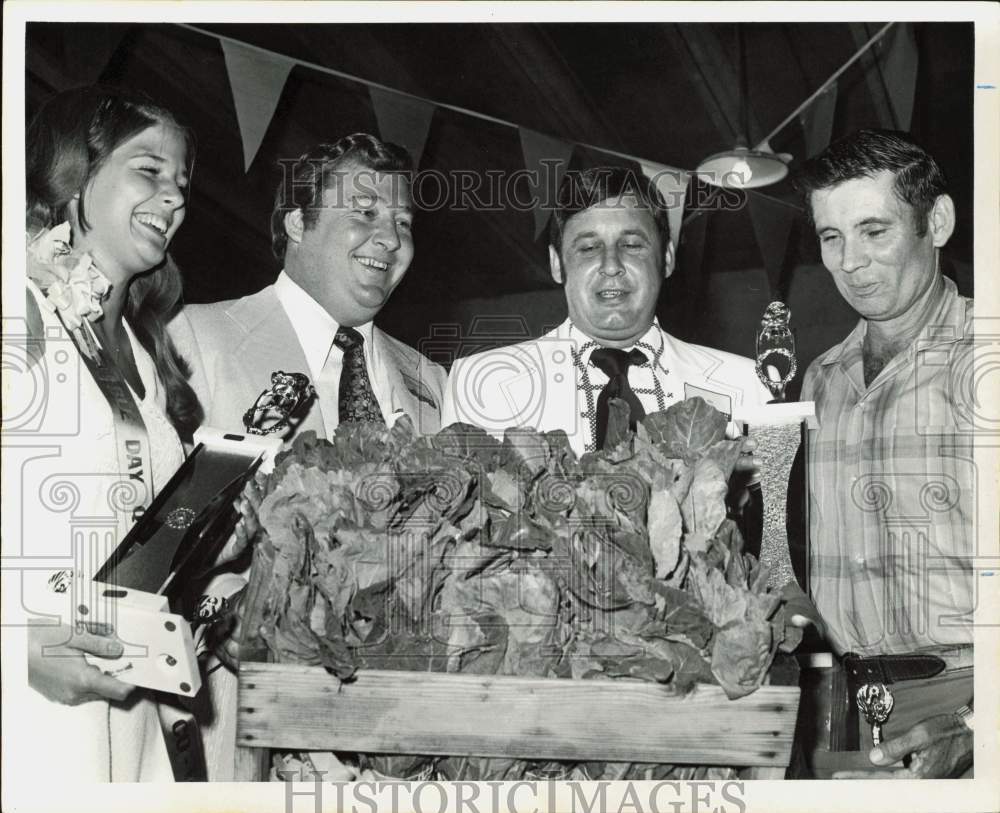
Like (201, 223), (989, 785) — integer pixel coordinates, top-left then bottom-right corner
(5, 283), (185, 783)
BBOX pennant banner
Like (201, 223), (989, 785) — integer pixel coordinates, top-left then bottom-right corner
(65, 28), (126, 87)
(852, 22), (919, 132)
(639, 161), (689, 250)
(799, 81), (838, 159)
(370, 88), (436, 170)
(518, 128), (574, 240)
(678, 207), (709, 299)
(882, 22), (918, 132)
(221, 39), (294, 172)
(748, 195), (796, 299)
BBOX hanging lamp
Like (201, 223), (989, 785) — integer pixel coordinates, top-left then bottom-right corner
(696, 25), (791, 190)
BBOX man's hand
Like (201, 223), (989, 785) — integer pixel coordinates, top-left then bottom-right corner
(833, 713), (973, 779)
(207, 589), (246, 673)
(28, 621), (135, 706)
(776, 581), (825, 652)
(781, 581), (826, 636)
(728, 436), (760, 517)
(732, 436), (760, 478)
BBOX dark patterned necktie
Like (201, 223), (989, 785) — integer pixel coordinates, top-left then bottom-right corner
(333, 327), (385, 425)
(590, 347), (647, 449)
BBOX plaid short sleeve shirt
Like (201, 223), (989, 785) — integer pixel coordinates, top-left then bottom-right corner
(801, 277), (976, 656)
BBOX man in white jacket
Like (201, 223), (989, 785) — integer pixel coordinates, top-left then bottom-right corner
(443, 166), (770, 453)
(171, 133), (446, 442)
(167, 134), (446, 780)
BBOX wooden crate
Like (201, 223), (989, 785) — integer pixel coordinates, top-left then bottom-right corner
(234, 663), (800, 781)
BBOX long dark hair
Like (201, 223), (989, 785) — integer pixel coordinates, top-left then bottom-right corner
(26, 85), (202, 438)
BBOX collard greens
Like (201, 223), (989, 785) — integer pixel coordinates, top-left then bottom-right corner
(245, 397), (794, 779)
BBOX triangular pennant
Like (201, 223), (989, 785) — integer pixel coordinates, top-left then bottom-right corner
(662, 209), (709, 335)
(65, 27), (127, 87)
(748, 195), (795, 299)
(882, 23), (918, 131)
(221, 39), (294, 172)
(799, 81), (838, 159)
(678, 209), (708, 298)
(370, 88), (435, 170)
(518, 128), (574, 240)
(639, 161), (689, 249)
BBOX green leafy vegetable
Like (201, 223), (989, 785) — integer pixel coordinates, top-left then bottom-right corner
(641, 397), (727, 459)
(250, 403), (794, 778)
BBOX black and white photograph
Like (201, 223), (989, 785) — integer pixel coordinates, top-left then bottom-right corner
(2, 3), (997, 812)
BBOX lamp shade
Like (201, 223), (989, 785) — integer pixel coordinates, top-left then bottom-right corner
(696, 146), (790, 190)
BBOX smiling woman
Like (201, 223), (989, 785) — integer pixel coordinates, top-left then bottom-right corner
(26, 86), (201, 427)
(76, 124), (190, 276)
(13, 86), (208, 782)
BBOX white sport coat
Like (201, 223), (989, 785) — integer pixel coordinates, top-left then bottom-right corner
(168, 284), (447, 439)
(442, 318), (770, 454)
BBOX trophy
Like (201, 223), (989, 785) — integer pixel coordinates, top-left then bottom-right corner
(85, 371), (314, 696)
(756, 301), (797, 403)
(732, 302), (815, 591)
(242, 371), (315, 436)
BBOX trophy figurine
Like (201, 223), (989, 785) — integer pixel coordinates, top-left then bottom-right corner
(242, 371), (316, 436)
(756, 301), (798, 403)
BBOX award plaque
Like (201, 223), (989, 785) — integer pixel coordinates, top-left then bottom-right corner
(732, 302), (815, 590)
(84, 371), (314, 696)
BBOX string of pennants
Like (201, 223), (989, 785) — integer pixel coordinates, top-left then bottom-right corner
(207, 27), (705, 246)
(70, 22), (916, 294)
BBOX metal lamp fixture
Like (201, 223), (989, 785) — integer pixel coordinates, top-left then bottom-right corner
(696, 25), (791, 190)
(696, 22), (897, 191)
(696, 141), (790, 190)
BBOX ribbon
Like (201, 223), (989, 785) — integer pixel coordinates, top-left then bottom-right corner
(61, 319), (153, 542)
(59, 314), (208, 781)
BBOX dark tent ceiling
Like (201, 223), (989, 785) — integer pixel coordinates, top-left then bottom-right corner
(26, 21), (975, 364)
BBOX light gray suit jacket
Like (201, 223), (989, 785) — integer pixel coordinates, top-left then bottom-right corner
(442, 318), (770, 454)
(168, 285), (447, 438)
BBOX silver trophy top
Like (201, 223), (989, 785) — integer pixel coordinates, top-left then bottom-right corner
(761, 301), (792, 329)
(756, 301), (797, 402)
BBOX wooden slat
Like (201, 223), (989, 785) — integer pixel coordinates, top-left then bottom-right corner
(238, 664), (799, 767)
(234, 744), (269, 782)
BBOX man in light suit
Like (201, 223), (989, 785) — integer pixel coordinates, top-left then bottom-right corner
(443, 166), (770, 454)
(170, 133), (445, 441)
(167, 134), (444, 781)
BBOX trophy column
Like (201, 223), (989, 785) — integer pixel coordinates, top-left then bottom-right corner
(737, 301), (816, 588)
(734, 402), (815, 588)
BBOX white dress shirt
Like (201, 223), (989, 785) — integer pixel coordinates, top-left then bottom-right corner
(273, 271), (393, 432)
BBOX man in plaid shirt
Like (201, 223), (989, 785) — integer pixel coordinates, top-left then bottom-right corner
(798, 130), (974, 778)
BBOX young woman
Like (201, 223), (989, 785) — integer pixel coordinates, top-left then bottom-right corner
(13, 86), (205, 782)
